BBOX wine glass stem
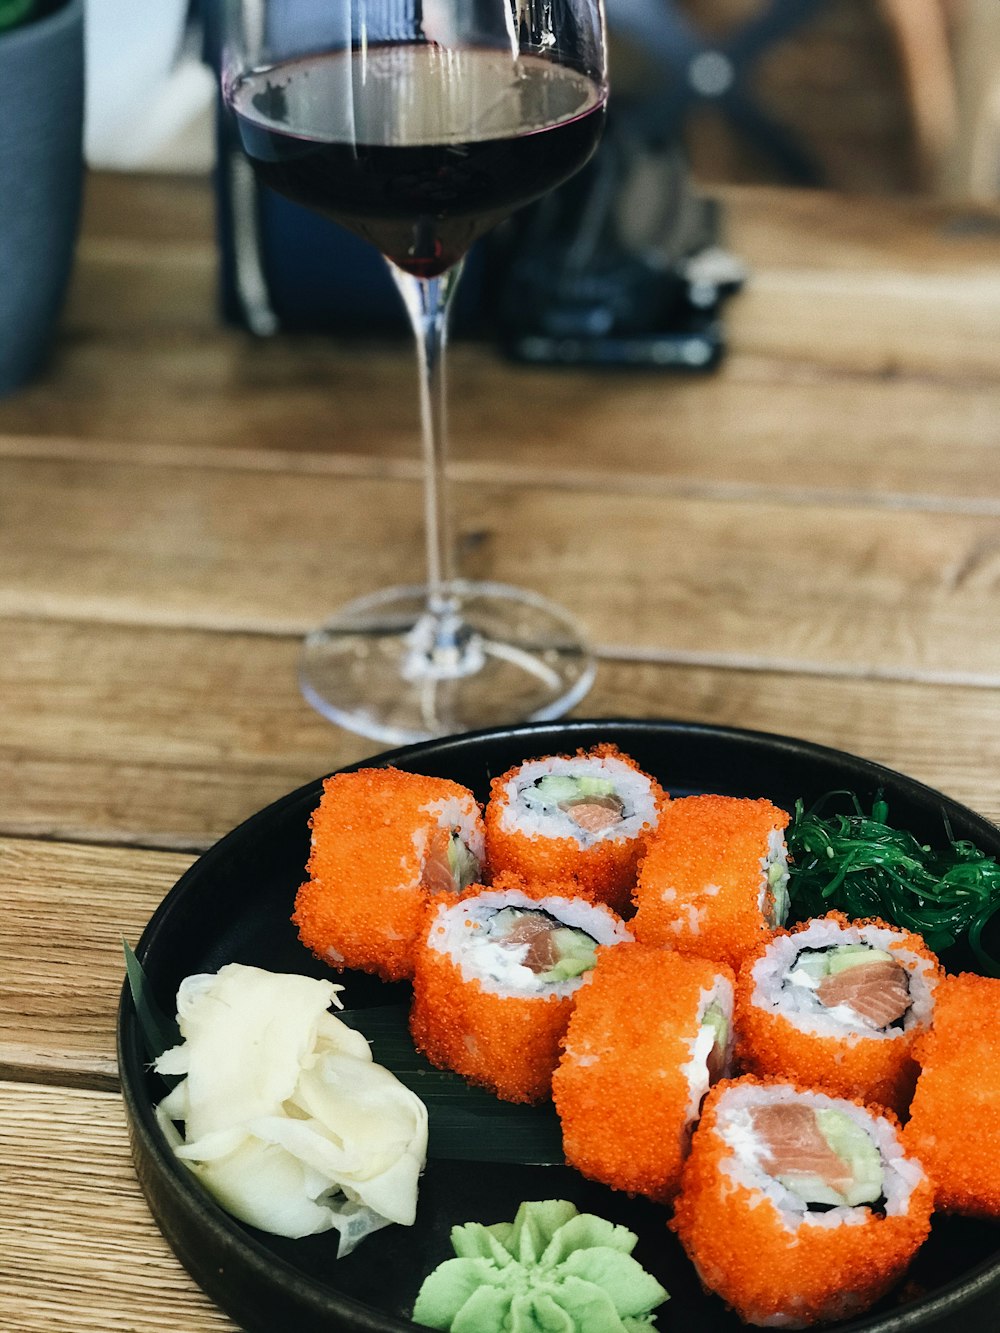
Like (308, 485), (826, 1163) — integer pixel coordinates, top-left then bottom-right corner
(388, 259), (465, 624)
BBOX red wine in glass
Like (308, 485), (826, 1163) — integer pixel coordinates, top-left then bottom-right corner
(228, 45), (606, 277)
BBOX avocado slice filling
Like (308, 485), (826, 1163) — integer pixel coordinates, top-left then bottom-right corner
(793, 1109), (883, 1209)
(766, 856), (790, 927)
(701, 1002), (729, 1085)
(447, 833), (481, 892)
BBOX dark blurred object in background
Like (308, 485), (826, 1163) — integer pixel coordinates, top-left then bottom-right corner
(493, 0), (862, 366)
(493, 120), (746, 369)
(0, 0), (84, 396)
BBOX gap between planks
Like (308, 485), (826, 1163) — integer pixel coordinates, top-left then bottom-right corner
(3, 606), (1000, 690)
(3, 601), (1000, 692)
(2, 432), (1000, 518)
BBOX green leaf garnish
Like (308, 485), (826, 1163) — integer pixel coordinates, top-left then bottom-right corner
(340, 1006), (564, 1164)
(122, 939), (181, 1063)
(786, 793), (1000, 974)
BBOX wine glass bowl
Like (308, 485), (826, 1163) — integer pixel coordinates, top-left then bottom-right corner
(222, 0), (608, 743)
(226, 41), (606, 278)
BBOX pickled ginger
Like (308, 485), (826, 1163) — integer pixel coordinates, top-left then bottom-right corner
(153, 963), (427, 1254)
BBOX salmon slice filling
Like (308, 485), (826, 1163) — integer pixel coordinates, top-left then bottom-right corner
(748, 1101), (883, 1209)
(563, 795), (625, 834)
(788, 945), (913, 1031)
(421, 828), (481, 896)
(817, 958), (912, 1028)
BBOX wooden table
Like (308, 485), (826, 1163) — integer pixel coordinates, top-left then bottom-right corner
(2, 172), (998, 1329)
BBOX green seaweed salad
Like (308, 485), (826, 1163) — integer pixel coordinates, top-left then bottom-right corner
(785, 792), (1000, 975)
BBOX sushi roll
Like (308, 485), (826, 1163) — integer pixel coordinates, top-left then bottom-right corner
(904, 972), (1000, 1218)
(631, 794), (790, 970)
(484, 745), (667, 913)
(734, 913), (942, 1113)
(410, 875), (633, 1104)
(293, 767), (485, 983)
(671, 1077), (934, 1328)
(552, 942), (735, 1202)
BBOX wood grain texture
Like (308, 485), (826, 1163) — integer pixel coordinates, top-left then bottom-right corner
(2, 347), (998, 504)
(1, 619), (998, 854)
(1, 454), (999, 681)
(0, 839), (193, 1085)
(0, 1081), (235, 1331)
(0, 182), (996, 486)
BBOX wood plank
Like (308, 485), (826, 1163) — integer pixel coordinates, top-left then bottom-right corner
(0, 841), (193, 1085)
(0, 618), (993, 836)
(65, 238), (219, 334)
(728, 268), (1000, 378)
(2, 343), (998, 505)
(0, 619), (375, 849)
(0, 1081), (235, 1331)
(78, 171), (215, 246)
(719, 185), (1000, 382)
(72, 174), (1000, 278)
(56, 230), (999, 380)
(0, 456), (998, 680)
(722, 187), (1000, 276)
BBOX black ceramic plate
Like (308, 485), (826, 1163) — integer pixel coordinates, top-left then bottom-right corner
(118, 720), (1000, 1333)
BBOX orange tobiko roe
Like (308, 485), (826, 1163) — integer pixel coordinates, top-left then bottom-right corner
(292, 766), (484, 983)
(552, 942), (735, 1202)
(631, 794), (789, 970)
(904, 972), (1000, 1219)
(483, 744), (668, 915)
(409, 876), (630, 1104)
(734, 912), (943, 1115)
(671, 1076), (934, 1328)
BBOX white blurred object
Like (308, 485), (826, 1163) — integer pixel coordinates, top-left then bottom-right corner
(84, 0), (216, 171)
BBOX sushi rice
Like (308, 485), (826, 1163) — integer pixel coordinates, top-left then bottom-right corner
(493, 752), (663, 848)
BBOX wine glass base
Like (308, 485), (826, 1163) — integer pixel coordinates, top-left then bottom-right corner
(299, 580), (596, 745)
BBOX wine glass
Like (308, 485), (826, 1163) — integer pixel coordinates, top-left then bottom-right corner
(221, 0), (608, 744)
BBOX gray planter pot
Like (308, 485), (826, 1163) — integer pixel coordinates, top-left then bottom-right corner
(0, 0), (84, 395)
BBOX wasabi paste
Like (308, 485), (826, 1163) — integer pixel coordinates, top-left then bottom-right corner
(412, 1199), (668, 1332)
